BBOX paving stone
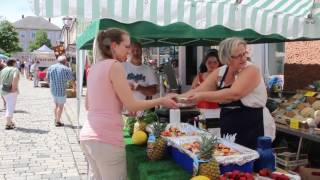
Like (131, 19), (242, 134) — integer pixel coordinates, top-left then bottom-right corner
(0, 78), (87, 179)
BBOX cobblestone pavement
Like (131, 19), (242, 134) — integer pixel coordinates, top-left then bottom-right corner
(0, 77), (88, 180)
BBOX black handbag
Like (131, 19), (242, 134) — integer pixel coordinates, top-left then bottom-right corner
(2, 84), (12, 92)
(1, 68), (13, 92)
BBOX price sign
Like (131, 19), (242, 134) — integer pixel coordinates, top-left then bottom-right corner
(290, 118), (299, 129)
(304, 91), (317, 97)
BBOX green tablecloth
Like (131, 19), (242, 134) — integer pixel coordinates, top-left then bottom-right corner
(124, 130), (192, 180)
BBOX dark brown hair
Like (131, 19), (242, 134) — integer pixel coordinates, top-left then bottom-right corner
(97, 28), (129, 59)
(199, 49), (221, 73)
(6, 58), (17, 67)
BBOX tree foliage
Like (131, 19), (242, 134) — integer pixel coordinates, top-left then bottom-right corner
(29, 29), (52, 52)
(0, 20), (22, 54)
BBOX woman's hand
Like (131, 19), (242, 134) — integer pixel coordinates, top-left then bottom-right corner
(160, 93), (179, 109)
(186, 92), (202, 103)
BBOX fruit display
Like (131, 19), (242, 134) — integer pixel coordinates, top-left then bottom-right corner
(132, 130), (147, 145)
(312, 100), (320, 110)
(300, 107), (315, 118)
(197, 135), (221, 180)
(272, 91), (320, 129)
(147, 121), (167, 160)
(258, 168), (290, 180)
(161, 123), (199, 137)
(125, 110), (158, 135)
(191, 175), (211, 180)
(219, 170), (254, 180)
(213, 144), (240, 156)
(182, 141), (200, 154)
(181, 141), (240, 157)
(161, 127), (186, 137)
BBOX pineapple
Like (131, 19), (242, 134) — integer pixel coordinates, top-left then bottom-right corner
(197, 135), (220, 180)
(147, 121), (167, 160)
(133, 111), (146, 133)
(133, 110), (157, 133)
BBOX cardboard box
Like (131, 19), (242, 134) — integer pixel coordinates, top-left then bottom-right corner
(66, 89), (76, 98)
(299, 166), (320, 180)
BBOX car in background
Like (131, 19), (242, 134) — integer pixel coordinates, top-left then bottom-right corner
(38, 67), (48, 81)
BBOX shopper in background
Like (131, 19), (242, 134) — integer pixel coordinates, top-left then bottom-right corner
(30, 61), (40, 87)
(0, 61), (6, 109)
(79, 28), (177, 180)
(0, 59), (20, 130)
(191, 49), (222, 109)
(124, 42), (157, 101)
(46, 56), (75, 127)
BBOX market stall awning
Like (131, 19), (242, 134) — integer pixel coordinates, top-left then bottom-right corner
(33, 0), (320, 47)
(76, 19), (292, 49)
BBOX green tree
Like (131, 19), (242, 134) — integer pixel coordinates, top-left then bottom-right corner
(29, 29), (52, 52)
(0, 20), (22, 54)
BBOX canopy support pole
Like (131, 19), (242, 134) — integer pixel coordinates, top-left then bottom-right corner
(157, 47), (164, 98)
(76, 49), (85, 139)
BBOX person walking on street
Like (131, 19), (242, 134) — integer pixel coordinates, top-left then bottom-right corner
(19, 61), (25, 77)
(79, 28), (178, 180)
(0, 59), (20, 130)
(47, 56), (75, 127)
(30, 61), (40, 87)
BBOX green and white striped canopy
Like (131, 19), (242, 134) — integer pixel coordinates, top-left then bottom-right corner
(32, 0), (320, 48)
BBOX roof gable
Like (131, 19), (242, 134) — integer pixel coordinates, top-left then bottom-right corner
(13, 16), (61, 31)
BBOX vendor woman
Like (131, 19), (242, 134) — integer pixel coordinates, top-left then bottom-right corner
(182, 37), (275, 149)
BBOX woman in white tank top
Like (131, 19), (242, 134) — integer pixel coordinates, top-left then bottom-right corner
(182, 37), (275, 149)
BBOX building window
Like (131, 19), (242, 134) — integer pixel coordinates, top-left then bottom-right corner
(20, 32), (25, 38)
(31, 32), (36, 39)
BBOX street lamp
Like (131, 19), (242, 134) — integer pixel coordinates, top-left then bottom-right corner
(62, 16), (73, 59)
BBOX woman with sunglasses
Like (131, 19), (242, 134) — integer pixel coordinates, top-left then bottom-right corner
(182, 37), (275, 149)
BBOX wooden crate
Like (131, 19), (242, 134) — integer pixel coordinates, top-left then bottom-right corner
(274, 147), (308, 170)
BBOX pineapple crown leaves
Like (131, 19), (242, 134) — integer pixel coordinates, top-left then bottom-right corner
(199, 134), (218, 161)
(151, 121), (167, 138)
(126, 117), (137, 127)
(137, 110), (158, 124)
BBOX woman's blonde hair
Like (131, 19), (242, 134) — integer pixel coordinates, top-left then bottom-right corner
(218, 37), (247, 65)
(93, 28), (129, 62)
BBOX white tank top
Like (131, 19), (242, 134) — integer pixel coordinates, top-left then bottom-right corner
(217, 62), (275, 140)
(217, 63), (267, 108)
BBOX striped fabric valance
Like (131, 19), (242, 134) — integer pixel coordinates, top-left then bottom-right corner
(32, 0), (320, 40)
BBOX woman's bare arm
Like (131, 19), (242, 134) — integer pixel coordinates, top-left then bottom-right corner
(189, 65), (261, 103)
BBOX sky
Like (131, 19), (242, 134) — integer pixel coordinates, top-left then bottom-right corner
(0, 0), (63, 28)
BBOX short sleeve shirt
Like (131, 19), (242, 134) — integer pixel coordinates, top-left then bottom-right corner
(47, 63), (74, 97)
(123, 62), (157, 100)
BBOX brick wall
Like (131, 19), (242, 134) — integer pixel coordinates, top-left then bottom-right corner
(284, 41), (320, 91)
(284, 64), (320, 91)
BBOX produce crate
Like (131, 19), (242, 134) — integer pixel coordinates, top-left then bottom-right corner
(170, 146), (254, 174)
(274, 147), (308, 170)
(66, 89), (76, 98)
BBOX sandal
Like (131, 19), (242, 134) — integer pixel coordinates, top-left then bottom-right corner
(55, 121), (64, 127)
(5, 123), (15, 130)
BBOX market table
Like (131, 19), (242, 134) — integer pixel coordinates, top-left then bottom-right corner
(124, 130), (192, 180)
(276, 124), (320, 160)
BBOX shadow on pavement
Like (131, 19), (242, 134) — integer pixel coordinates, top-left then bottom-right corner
(14, 110), (30, 114)
(64, 124), (82, 130)
(15, 127), (49, 134)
